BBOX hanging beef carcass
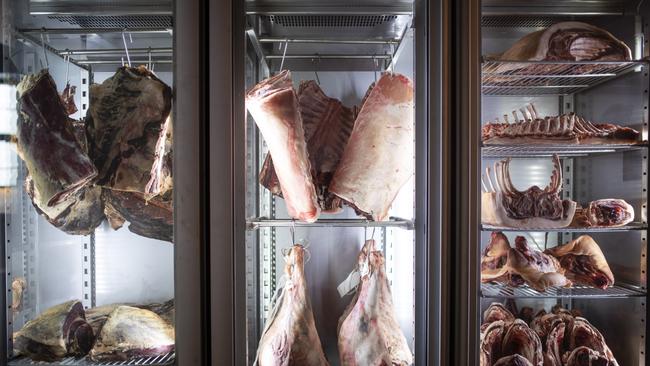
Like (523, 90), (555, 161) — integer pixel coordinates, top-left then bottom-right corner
(544, 235), (614, 289)
(16, 70), (97, 208)
(482, 106), (639, 145)
(90, 305), (174, 361)
(572, 199), (635, 227)
(481, 232), (512, 284)
(259, 80), (355, 213)
(482, 155), (577, 229)
(499, 22), (631, 62)
(246, 71), (320, 222)
(13, 300), (94, 361)
(330, 73), (414, 221)
(103, 189), (173, 242)
(338, 239), (413, 366)
(86, 66), (172, 197)
(255, 245), (329, 366)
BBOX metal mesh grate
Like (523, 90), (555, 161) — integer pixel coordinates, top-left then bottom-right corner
(482, 222), (648, 232)
(264, 15), (397, 28)
(482, 60), (642, 95)
(482, 282), (645, 298)
(481, 16), (573, 28)
(481, 144), (647, 158)
(48, 15), (172, 29)
(9, 352), (175, 366)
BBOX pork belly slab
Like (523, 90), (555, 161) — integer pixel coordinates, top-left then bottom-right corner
(330, 73), (414, 221)
(246, 71), (320, 222)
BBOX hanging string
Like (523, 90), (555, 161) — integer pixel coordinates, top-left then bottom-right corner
(148, 47), (152, 70)
(290, 219), (296, 244)
(121, 31), (132, 67)
(64, 54), (70, 84)
(313, 54), (321, 85)
(373, 55), (378, 83)
(40, 31), (49, 69)
(279, 40), (289, 72)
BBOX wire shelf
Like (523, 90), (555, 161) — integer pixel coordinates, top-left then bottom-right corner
(481, 143), (647, 158)
(482, 60), (644, 95)
(482, 222), (648, 232)
(246, 217), (414, 230)
(8, 352), (175, 366)
(481, 282), (646, 299)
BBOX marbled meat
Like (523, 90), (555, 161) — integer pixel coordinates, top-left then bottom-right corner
(86, 66), (172, 196)
(103, 189), (173, 242)
(14, 300), (94, 361)
(90, 305), (174, 361)
(16, 70), (97, 207)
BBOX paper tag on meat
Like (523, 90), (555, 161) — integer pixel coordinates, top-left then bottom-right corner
(337, 269), (361, 297)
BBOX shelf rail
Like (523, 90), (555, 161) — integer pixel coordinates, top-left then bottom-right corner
(246, 217), (415, 230)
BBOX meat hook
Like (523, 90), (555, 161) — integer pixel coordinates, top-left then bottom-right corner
(312, 54), (321, 85)
(290, 219), (296, 244)
(121, 31), (132, 67)
(279, 39), (289, 72)
(40, 30), (49, 69)
(64, 54), (70, 84)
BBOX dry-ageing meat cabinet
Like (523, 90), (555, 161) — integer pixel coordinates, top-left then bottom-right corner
(452, 0), (650, 365)
(0, 1), (203, 365)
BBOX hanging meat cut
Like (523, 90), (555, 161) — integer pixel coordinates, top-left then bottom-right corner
(482, 155), (577, 228)
(255, 245), (329, 366)
(338, 239), (413, 366)
(60, 82), (78, 116)
(16, 70), (97, 207)
(246, 71), (320, 222)
(90, 305), (174, 361)
(259, 80), (356, 213)
(330, 72), (414, 221)
(13, 300), (94, 361)
(103, 189), (173, 242)
(544, 235), (614, 289)
(482, 106), (639, 145)
(499, 22), (631, 62)
(86, 66), (172, 196)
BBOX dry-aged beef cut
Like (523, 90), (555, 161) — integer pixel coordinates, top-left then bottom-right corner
(330, 73), (414, 221)
(246, 71), (320, 222)
(259, 80), (355, 213)
(60, 83), (78, 116)
(493, 354), (534, 366)
(482, 155), (577, 228)
(481, 320), (506, 366)
(567, 318), (618, 366)
(90, 305), (174, 361)
(481, 232), (512, 284)
(16, 70), (97, 207)
(338, 239), (412, 366)
(506, 236), (570, 292)
(499, 22), (631, 62)
(500, 319), (543, 366)
(564, 346), (610, 366)
(86, 300), (174, 337)
(482, 107), (639, 145)
(86, 66), (172, 196)
(103, 189), (173, 242)
(484, 303), (516, 325)
(14, 300), (94, 361)
(544, 235), (614, 289)
(572, 199), (635, 227)
(255, 245), (329, 366)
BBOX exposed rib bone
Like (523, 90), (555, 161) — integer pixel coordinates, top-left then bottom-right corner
(481, 174), (489, 193)
(485, 167), (496, 192)
(529, 103), (539, 119)
(503, 114), (509, 124)
(520, 107), (530, 122)
(512, 110), (519, 123)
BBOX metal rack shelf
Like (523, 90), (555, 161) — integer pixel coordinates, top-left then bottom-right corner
(246, 217), (415, 230)
(481, 282), (646, 299)
(482, 60), (644, 95)
(8, 353), (175, 366)
(482, 222), (648, 232)
(481, 143), (648, 158)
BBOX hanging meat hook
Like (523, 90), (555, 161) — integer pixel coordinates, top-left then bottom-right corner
(279, 39), (289, 72)
(121, 31), (132, 67)
(40, 29), (49, 69)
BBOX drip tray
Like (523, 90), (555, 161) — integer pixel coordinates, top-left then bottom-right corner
(9, 353), (175, 366)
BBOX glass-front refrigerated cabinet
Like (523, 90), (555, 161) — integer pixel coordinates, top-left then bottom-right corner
(1, 1), (176, 365)
(242, 5), (419, 366)
(478, 2), (650, 365)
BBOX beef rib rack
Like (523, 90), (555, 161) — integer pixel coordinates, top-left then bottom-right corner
(481, 155), (577, 228)
(338, 239), (413, 366)
(246, 71), (320, 222)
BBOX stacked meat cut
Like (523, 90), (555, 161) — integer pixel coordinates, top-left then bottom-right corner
(481, 232), (615, 291)
(482, 155), (634, 229)
(247, 71), (414, 222)
(480, 303), (618, 366)
(15, 67), (174, 242)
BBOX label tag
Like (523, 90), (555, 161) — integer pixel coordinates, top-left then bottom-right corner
(337, 269), (361, 297)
